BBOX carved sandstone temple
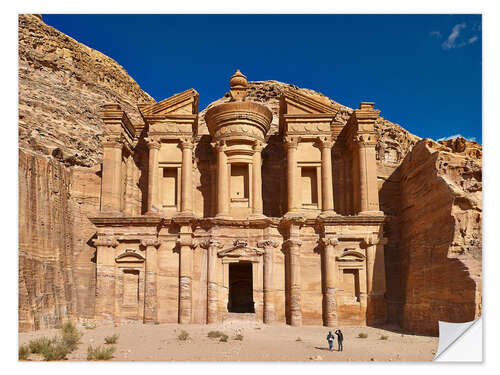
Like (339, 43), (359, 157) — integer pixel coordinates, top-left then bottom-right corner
(90, 71), (387, 327)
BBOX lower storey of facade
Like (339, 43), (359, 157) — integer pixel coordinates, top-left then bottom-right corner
(90, 214), (387, 327)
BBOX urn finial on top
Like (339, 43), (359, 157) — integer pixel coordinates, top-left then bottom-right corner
(230, 69), (248, 101)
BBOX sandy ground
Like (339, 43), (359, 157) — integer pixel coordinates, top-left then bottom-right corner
(19, 320), (438, 362)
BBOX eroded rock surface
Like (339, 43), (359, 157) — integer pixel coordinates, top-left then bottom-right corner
(19, 14), (153, 167)
(398, 139), (482, 335)
(18, 14), (152, 331)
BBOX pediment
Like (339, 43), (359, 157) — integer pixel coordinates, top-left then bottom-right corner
(280, 90), (336, 115)
(218, 240), (264, 259)
(336, 249), (365, 262)
(115, 249), (145, 263)
(138, 89), (199, 118)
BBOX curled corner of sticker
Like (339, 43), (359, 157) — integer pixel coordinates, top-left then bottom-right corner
(434, 317), (482, 361)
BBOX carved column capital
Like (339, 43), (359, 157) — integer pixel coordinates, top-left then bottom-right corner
(257, 239), (280, 249)
(361, 235), (380, 248)
(145, 136), (161, 150)
(140, 238), (161, 248)
(283, 136), (300, 149)
(355, 133), (378, 147)
(284, 238), (302, 250)
(318, 136), (334, 149)
(176, 237), (197, 249)
(211, 139), (227, 152)
(179, 137), (195, 150)
(321, 236), (339, 248)
(199, 238), (224, 250)
(102, 135), (123, 149)
(93, 236), (119, 248)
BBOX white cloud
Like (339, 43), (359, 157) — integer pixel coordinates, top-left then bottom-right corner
(437, 134), (477, 142)
(440, 23), (479, 50)
(442, 23), (467, 50)
(468, 36), (478, 44)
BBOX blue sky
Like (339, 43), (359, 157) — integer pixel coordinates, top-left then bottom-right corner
(42, 14), (482, 143)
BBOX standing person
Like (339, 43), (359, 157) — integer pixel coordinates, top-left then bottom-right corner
(326, 331), (335, 351)
(335, 329), (344, 352)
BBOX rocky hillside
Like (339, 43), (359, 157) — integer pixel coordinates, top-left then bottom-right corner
(18, 14), (153, 331)
(19, 14), (154, 167)
(18, 14), (481, 334)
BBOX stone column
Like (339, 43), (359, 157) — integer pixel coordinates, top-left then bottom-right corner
(141, 238), (161, 324)
(357, 135), (380, 214)
(363, 236), (388, 324)
(355, 102), (381, 215)
(285, 136), (300, 213)
(363, 236), (377, 296)
(215, 141), (230, 217)
(200, 238), (223, 324)
(252, 141), (265, 216)
(177, 234), (196, 324)
(344, 154), (352, 215)
(101, 137), (123, 213)
(321, 236), (339, 326)
(257, 239), (279, 324)
(123, 156), (134, 215)
(93, 237), (119, 322)
(180, 138), (194, 214)
(357, 138), (369, 213)
(146, 137), (161, 214)
(319, 137), (335, 213)
(284, 238), (302, 326)
(335, 152), (345, 215)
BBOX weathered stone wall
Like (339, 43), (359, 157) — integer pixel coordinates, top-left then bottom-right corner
(19, 150), (75, 331)
(398, 139), (482, 335)
(18, 14), (153, 331)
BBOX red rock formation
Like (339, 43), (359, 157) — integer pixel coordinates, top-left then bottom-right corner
(398, 139), (482, 335)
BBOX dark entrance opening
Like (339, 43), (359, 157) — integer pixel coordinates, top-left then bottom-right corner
(228, 262), (254, 313)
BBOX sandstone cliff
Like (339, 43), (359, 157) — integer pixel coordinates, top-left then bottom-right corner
(19, 14), (153, 167)
(18, 14), (153, 331)
(18, 14), (481, 335)
(398, 138), (482, 335)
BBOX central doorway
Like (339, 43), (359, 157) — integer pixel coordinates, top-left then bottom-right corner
(228, 262), (255, 313)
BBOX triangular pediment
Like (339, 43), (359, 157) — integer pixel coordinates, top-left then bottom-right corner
(280, 90), (336, 115)
(138, 89), (199, 118)
(115, 249), (145, 263)
(218, 240), (264, 258)
(336, 249), (365, 262)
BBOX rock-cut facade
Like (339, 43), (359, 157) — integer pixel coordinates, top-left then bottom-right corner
(90, 70), (389, 327)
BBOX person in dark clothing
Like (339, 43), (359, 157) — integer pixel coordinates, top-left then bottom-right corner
(335, 329), (343, 352)
(326, 331), (335, 351)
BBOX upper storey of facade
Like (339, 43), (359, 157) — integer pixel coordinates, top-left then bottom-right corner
(97, 70), (383, 222)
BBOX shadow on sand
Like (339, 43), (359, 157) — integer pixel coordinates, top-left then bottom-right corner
(314, 346), (335, 351)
